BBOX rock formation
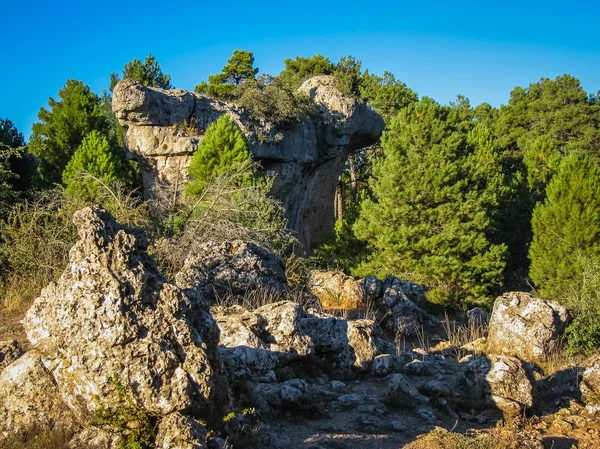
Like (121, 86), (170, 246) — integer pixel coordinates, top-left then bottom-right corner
(487, 292), (570, 361)
(112, 76), (385, 250)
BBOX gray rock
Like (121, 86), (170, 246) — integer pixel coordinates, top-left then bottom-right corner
(467, 307), (490, 326)
(213, 300), (377, 379)
(0, 339), (24, 371)
(330, 380), (347, 391)
(383, 275), (427, 307)
(176, 240), (287, 301)
(372, 354), (396, 376)
(112, 76), (384, 250)
(23, 207), (229, 420)
(362, 275), (382, 301)
(487, 292), (570, 361)
(155, 413), (207, 449)
(422, 380), (451, 397)
(383, 373), (429, 408)
(66, 428), (119, 449)
(0, 351), (75, 445)
(580, 355), (600, 414)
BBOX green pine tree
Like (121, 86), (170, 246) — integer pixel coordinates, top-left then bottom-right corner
(195, 50), (259, 99)
(185, 114), (251, 197)
(29, 80), (111, 185)
(110, 54), (172, 91)
(529, 151), (600, 303)
(62, 131), (131, 196)
(353, 98), (507, 305)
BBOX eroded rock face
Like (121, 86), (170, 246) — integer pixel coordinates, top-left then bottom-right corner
(112, 76), (384, 250)
(487, 292), (570, 361)
(176, 240), (287, 301)
(213, 300), (377, 379)
(22, 206), (229, 420)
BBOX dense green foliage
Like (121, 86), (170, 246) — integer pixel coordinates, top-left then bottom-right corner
(110, 54), (171, 91)
(0, 119), (36, 206)
(29, 80), (112, 185)
(185, 114), (251, 197)
(62, 131), (135, 197)
(529, 152), (600, 302)
(195, 50), (259, 98)
(353, 99), (507, 305)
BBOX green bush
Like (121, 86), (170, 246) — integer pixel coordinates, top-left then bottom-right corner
(62, 131), (136, 197)
(185, 114), (252, 197)
(235, 77), (316, 127)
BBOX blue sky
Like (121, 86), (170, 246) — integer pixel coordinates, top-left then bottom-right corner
(2, 0), (599, 139)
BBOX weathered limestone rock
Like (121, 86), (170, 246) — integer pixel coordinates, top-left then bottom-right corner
(176, 240), (287, 301)
(0, 339), (24, 371)
(487, 292), (570, 361)
(155, 413), (208, 449)
(306, 270), (365, 309)
(112, 76), (384, 250)
(580, 355), (600, 414)
(22, 206), (229, 420)
(463, 355), (533, 415)
(0, 351), (75, 444)
(213, 300), (377, 379)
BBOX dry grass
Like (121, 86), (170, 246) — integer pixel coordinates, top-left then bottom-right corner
(1, 427), (77, 449)
(440, 313), (489, 359)
(404, 427), (498, 449)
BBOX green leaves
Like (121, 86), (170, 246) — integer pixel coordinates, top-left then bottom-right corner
(353, 98), (507, 305)
(530, 151), (600, 302)
(195, 50), (258, 99)
(62, 131), (134, 197)
(110, 54), (171, 91)
(29, 80), (111, 185)
(185, 114), (252, 197)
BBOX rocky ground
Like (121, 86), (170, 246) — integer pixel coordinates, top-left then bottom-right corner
(1, 206), (599, 449)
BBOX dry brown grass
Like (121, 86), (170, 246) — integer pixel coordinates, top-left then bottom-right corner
(1, 427), (77, 449)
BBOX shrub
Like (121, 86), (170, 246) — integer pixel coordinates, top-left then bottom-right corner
(235, 76), (316, 127)
(0, 183), (148, 310)
(529, 151), (600, 303)
(62, 131), (136, 197)
(185, 114), (252, 197)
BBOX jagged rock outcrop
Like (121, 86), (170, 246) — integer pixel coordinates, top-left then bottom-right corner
(213, 300), (377, 379)
(487, 292), (570, 361)
(175, 240), (287, 301)
(7, 206), (229, 445)
(112, 76), (385, 250)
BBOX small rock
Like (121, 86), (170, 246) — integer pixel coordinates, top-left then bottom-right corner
(372, 354), (395, 376)
(421, 380), (451, 397)
(330, 380), (346, 391)
(383, 373), (429, 408)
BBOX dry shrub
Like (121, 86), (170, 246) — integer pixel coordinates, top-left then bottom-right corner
(150, 163), (297, 279)
(0, 179), (148, 311)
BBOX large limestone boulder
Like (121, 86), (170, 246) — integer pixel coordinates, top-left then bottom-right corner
(0, 351), (76, 444)
(580, 355), (600, 414)
(175, 240), (287, 301)
(112, 76), (384, 250)
(462, 355), (533, 415)
(306, 270), (365, 310)
(213, 300), (377, 379)
(487, 292), (570, 361)
(22, 206), (229, 422)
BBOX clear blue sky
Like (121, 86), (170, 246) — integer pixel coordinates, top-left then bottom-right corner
(2, 0), (599, 139)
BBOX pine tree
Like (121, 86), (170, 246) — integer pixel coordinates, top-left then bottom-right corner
(529, 151), (600, 302)
(185, 114), (251, 197)
(62, 131), (130, 196)
(195, 50), (258, 99)
(110, 54), (171, 91)
(29, 80), (111, 185)
(353, 98), (507, 305)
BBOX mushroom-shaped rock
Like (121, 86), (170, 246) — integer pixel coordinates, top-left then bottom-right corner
(112, 76), (384, 250)
(487, 292), (570, 361)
